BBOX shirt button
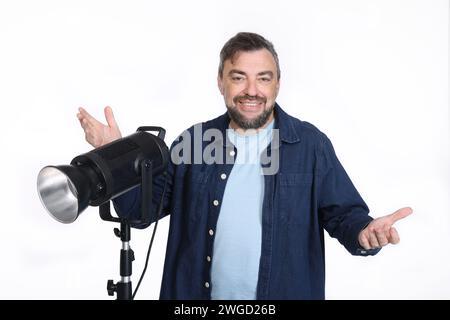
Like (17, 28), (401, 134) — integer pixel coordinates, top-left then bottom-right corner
(229, 150), (235, 157)
(209, 229), (214, 236)
(220, 173), (227, 180)
(213, 200), (219, 206)
(205, 282), (210, 288)
(206, 256), (211, 262)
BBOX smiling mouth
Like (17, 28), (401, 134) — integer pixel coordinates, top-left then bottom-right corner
(239, 100), (262, 106)
(237, 99), (265, 112)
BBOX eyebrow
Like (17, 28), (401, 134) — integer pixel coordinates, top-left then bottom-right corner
(257, 71), (274, 77)
(228, 70), (274, 77)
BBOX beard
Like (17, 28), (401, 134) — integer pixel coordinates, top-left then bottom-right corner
(226, 95), (275, 130)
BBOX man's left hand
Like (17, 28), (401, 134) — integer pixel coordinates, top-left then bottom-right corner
(358, 207), (413, 250)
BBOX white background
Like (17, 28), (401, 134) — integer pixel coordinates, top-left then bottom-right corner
(0, 0), (448, 299)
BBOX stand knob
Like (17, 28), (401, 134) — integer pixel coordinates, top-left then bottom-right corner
(107, 279), (116, 296)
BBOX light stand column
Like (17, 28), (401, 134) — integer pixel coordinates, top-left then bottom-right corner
(100, 159), (154, 300)
(107, 220), (134, 300)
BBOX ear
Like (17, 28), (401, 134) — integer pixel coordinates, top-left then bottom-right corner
(217, 75), (224, 95)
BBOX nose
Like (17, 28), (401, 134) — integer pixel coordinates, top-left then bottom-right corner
(244, 79), (258, 97)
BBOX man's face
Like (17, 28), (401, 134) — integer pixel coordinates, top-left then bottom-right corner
(218, 49), (280, 130)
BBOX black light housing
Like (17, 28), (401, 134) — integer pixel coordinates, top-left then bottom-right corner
(37, 127), (169, 224)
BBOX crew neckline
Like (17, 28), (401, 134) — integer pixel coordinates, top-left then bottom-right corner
(227, 119), (274, 138)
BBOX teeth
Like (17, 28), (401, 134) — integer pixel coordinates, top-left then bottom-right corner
(240, 101), (260, 106)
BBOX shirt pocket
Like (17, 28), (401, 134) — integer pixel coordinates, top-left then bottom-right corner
(184, 171), (209, 222)
(277, 173), (314, 225)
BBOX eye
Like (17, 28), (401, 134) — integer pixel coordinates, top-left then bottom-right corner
(259, 77), (271, 82)
(232, 76), (244, 81)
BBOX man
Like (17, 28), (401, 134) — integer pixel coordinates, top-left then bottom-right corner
(77, 32), (412, 299)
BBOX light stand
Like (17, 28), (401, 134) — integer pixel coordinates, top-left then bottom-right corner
(37, 125), (169, 300)
(99, 159), (154, 300)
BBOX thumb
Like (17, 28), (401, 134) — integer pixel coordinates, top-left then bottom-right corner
(389, 207), (413, 224)
(104, 106), (118, 128)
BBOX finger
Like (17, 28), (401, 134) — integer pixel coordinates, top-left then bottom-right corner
(77, 113), (84, 125)
(104, 106), (118, 128)
(389, 207), (413, 224)
(78, 114), (95, 130)
(78, 117), (89, 130)
(368, 232), (380, 248)
(77, 111), (88, 125)
(80, 118), (94, 131)
(78, 107), (98, 124)
(389, 227), (400, 244)
(359, 233), (371, 250)
(375, 229), (389, 247)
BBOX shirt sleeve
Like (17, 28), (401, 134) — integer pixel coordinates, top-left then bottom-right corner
(317, 134), (381, 256)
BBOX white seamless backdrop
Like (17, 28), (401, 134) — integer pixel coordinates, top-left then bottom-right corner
(0, 0), (448, 299)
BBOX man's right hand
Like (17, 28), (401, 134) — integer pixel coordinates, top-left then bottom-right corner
(77, 106), (122, 148)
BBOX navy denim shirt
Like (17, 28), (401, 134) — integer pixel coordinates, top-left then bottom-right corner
(113, 104), (380, 300)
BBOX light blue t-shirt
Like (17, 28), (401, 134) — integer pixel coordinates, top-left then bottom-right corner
(211, 120), (274, 300)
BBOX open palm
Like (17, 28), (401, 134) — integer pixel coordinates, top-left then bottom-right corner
(77, 106), (122, 148)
